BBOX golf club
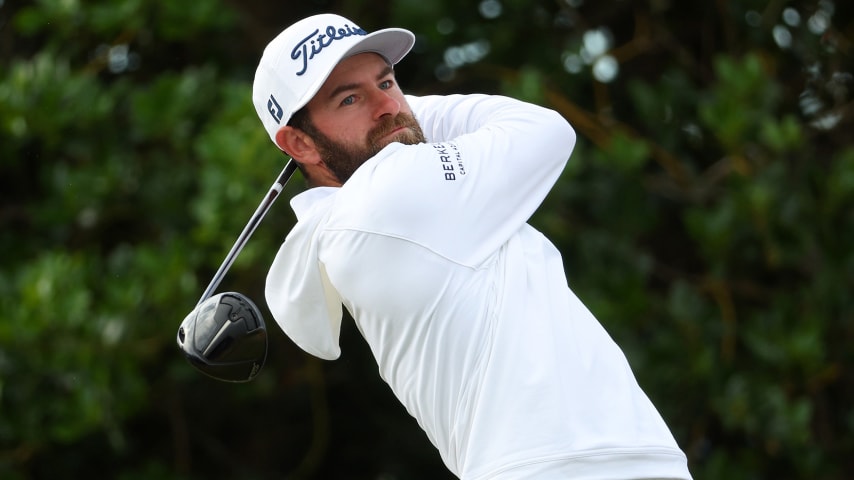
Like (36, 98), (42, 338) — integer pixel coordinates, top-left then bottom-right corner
(176, 159), (298, 382)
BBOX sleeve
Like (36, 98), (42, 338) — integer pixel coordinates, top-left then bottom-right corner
(265, 192), (344, 360)
(332, 94), (577, 267)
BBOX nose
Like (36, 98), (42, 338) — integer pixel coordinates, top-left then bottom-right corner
(372, 89), (400, 120)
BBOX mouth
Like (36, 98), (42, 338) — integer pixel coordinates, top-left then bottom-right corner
(373, 125), (408, 144)
(369, 113), (421, 147)
(385, 125), (408, 137)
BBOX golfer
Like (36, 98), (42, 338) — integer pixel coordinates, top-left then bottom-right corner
(253, 13), (692, 480)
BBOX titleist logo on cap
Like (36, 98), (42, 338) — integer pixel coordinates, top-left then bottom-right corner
(291, 24), (368, 76)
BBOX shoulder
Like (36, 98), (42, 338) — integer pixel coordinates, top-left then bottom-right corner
(325, 142), (469, 240)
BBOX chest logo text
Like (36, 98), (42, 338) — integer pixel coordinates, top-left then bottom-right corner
(432, 143), (466, 181)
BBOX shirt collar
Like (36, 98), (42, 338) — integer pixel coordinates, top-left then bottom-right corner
(289, 186), (338, 220)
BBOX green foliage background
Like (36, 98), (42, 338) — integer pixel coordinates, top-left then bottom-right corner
(1, 0), (851, 478)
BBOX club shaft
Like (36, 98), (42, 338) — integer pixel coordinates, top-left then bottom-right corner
(197, 159), (298, 306)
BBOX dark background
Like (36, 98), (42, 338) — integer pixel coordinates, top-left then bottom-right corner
(1, 0), (852, 478)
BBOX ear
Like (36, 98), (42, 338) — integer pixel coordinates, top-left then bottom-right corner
(275, 126), (322, 166)
(274, 126), (342, 187)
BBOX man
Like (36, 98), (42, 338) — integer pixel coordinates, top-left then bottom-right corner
(253, 13), (692, 480)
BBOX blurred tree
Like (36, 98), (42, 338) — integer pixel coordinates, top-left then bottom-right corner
(0, 0), (851, 479)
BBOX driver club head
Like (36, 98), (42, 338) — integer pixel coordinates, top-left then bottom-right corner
(177, 292), (267, 382)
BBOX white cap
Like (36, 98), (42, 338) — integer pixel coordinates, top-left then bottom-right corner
(252, 13), (416, 148)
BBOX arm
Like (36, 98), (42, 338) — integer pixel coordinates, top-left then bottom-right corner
(336, 94), (577, 266)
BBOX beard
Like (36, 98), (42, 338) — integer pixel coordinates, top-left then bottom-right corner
(305, 111), (427, 184)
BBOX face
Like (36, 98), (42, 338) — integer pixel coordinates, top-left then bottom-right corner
(302, 53), (426, 183)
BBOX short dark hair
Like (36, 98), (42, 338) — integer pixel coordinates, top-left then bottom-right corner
(286, 106), (325, 153)
(288, 106), (311, 132)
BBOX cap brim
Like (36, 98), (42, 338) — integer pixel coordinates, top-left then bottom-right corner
(343, 28), (415, 66)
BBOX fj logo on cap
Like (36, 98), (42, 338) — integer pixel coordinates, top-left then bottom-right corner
(291, 24), (368, 76)
(267, 95), (283, 124)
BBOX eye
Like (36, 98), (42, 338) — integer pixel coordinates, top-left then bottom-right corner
(340, 95), (356, 106)
(380, 80), (393, 90)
